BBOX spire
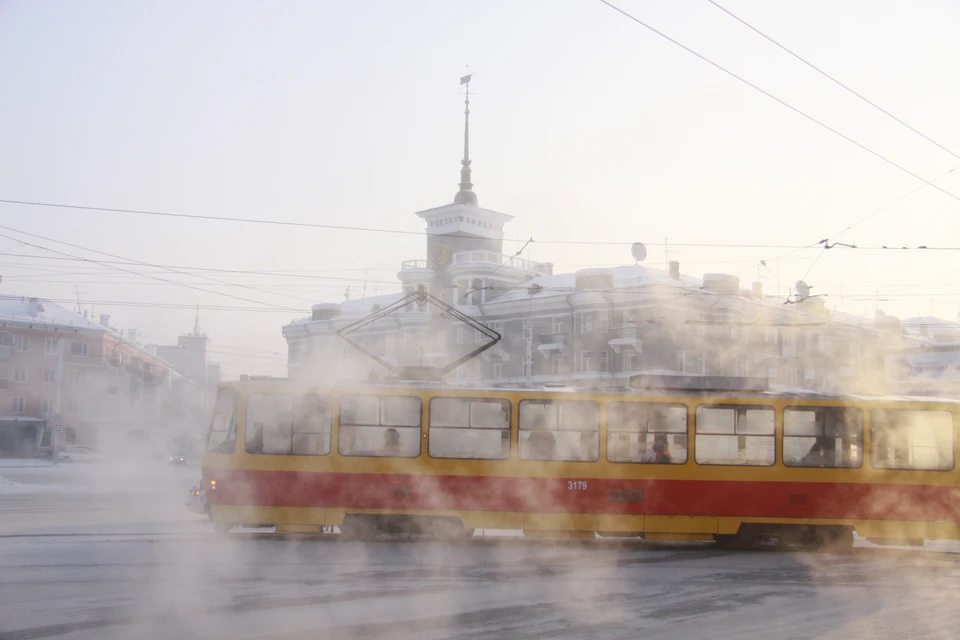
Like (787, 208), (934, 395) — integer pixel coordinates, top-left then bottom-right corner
(454, 73), (478, 206)
(193, 304), (201, 336)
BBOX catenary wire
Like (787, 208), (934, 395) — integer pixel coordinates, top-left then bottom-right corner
(0, 231), (303, 312)
(596, 0), (960, 207)
(0, 224), (322, 306)
(707, 0), (960, 162)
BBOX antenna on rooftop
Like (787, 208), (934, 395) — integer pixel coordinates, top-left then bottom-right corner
(630, 242), (647, 264)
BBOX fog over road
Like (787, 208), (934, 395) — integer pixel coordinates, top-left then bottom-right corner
(2, 462), (959, 640)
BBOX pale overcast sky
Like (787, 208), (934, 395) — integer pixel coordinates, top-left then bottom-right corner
(1, 0), (959, 378)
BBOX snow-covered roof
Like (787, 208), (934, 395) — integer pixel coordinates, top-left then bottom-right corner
(493, 264), (701, 303)
(0, 295), (104, 331)
(284, 292), (406, 329)
(340, 292), (405, 316)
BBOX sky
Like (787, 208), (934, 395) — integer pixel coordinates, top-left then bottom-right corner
(1, 0), (959, 379)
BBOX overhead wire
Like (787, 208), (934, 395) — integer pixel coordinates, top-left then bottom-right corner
(706, 0), (960, 162)
(0, 224), (323, 306)
(595, 0), (960, 207)
(0, 230), (304, 312)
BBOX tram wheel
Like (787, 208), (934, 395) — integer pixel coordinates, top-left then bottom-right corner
(714, 528), (756, 550)
(429, 518), (474, 541)
(814, 526), (854, 552)
(339, 516), (378, 541)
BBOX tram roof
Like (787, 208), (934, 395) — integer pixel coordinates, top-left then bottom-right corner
(222, 376), (959, 406)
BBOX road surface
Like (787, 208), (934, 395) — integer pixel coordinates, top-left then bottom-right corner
(2, 460), (959, 639)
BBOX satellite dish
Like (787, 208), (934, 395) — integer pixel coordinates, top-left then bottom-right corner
(795, 280), (810, 299)
(631, 242), (647, 263)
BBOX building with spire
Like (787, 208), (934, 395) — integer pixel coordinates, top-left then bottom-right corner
(282, 78), (926, 395)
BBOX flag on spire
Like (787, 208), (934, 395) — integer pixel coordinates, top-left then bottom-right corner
(460, 74), (472, 85)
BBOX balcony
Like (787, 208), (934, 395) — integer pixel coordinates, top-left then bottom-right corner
(608, 324), (642, 354)
(537, 333), (567, 355)
(452, 251), (551, 276)
(401, 259), (427, 270)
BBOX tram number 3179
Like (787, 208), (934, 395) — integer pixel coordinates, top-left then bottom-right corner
(567, 480), (588, 491)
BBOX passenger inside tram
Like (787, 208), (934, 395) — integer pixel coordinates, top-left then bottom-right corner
(382, 428), (401, 456)
(637, 434), (672, 463)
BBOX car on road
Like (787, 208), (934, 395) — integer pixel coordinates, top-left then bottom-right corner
(168, 455), (186, 466)
(185, 486), (208, 515)
(58, 446), (107, 463)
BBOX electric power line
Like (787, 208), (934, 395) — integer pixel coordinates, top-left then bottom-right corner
(596, 0), (960, 207)
(0, 224), (323, 306)
(707, 0), (960, 163)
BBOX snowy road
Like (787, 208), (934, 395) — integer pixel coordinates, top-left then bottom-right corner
(2, 461), (960, 639)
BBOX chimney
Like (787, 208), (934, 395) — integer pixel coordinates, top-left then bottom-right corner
(27, 298), (40, 317)
(668, 261), (680, 280)
(752, 282), (762, 297)
(99, 314), (111, 328)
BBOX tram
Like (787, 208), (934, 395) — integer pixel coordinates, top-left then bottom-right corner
(201, 290), (960, 548)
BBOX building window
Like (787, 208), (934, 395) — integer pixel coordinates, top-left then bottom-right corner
(551, 354), (567, 375)
(579, 350), (593, 373)
(493, 361), (504, 378)
(552, 318), (564, 335)
(730, 324), (740, 340)
(70, 342), (89, 356)
(623, 352), (634, 372)
(764, 328), (779, 344)
(44, 369), (56, 384)
(13, 368), (26, 383)
(600, 350), (609, 373)
(0, 332), (10, 346)
(45, 339), (58, 355)
(13, 398), (26, 413)
(73, 371), (86, 387)
(41, 399), (51, 415)
(456, 326), (465, 345)
(14, 336), (28, 352)
(696, 355), (707, 375)
(677, 351), (686, 374)
(738, 357), (748, 377)
(475, 329), (484, 344)
(578, 313), (593, 335)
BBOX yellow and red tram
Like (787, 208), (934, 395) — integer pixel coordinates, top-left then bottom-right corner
(200, 379), (960, 548)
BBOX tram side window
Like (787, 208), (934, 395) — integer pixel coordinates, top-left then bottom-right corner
(339, 395), (421, 458)
(695, 405), (775, 466)
(606, 402), (687, 464)
(428, 397), (510, 460)
(784, 407), (862, 468)
(871, 409), (954, 471)
(518, 400), (599, 462)
(293, 395), (333, 455)
(206, 389), (238, 453)
(245, 393), (332, 456)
